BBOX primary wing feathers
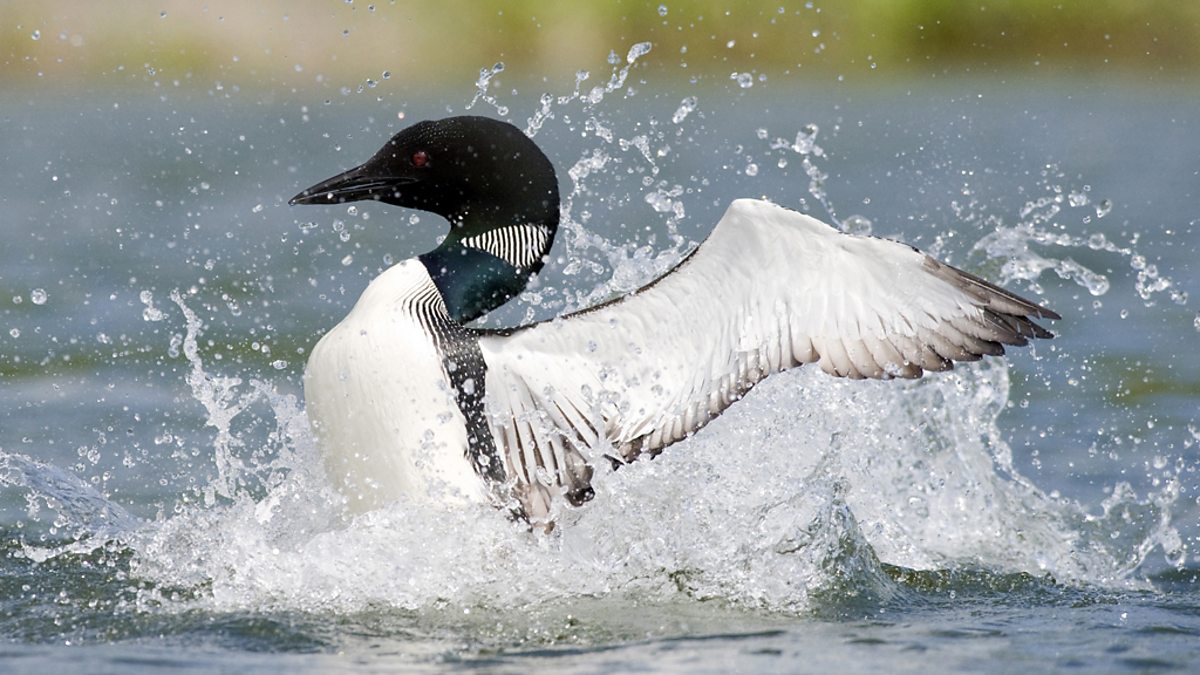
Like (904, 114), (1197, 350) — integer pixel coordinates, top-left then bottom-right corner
(477, 199), (1056, 520)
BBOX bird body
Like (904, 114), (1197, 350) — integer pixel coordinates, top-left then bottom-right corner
(291, 116), (1059, 524)
(304, 259), (486, 510)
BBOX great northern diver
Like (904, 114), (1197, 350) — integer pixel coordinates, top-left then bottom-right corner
(290, 115), (1059, 525)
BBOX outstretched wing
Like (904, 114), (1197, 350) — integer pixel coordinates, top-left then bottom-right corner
(476, 199), (1059, 521)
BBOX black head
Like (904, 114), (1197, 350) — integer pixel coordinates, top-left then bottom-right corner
(290, 116), (559, 227)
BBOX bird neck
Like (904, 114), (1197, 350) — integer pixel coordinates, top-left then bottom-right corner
(418, 209), (558, 323)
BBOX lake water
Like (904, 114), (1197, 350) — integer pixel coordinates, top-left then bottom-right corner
(1, 65), (1198, 671)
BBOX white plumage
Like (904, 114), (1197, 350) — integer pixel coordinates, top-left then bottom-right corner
(304, 259), (485, 511)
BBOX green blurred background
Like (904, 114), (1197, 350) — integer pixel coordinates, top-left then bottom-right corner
(3, 0), (1198, 92)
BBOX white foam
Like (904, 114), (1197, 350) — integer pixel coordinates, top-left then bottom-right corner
(115, 332), (1176, 615)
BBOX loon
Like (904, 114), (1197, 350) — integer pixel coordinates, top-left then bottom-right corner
(290, 115), (1060, 525)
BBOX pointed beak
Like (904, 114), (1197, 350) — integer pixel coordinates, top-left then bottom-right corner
(289, 164), (416, 206)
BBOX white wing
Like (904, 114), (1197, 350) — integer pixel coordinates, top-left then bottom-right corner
(477, 199), (1058, 520)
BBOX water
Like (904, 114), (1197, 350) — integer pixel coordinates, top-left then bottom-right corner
(1, 65), (1198, 671)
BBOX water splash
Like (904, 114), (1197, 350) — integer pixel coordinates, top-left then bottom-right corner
(611, 42), (653, 93)
(525, 42), (654, 138)
(466, 62), (509, 116)
(555, 140), (691, 312)
(515, 43), (696, 317)
(970, 170), (1188, 306)
(975, 225), (1113, 297)
(0, 451), (140, 557)
(140, 289), (167, 321)
(119, 355), (1178, 615)
(7, 346), (1177, 620)
(524, 92), (556, 137)
(759, 124), (838, 222)
(171, 291), (257, 503)
(510, 42), (678, 316)
(671, 96), (697, 124)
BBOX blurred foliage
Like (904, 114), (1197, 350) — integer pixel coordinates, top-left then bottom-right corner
(1, 0), (1198, 91)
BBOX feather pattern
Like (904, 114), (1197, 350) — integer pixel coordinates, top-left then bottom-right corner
(460, 223), (554, 271)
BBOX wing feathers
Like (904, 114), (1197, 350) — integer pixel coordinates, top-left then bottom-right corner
(923, 255), (1061, 321)
(478, 199), (1057, 519)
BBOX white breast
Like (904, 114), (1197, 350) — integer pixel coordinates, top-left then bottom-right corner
(303, 259), (485, 511)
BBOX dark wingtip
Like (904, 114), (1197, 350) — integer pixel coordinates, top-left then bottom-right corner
(1037, 306), (1063, 322)
(288, 189), (315, 206)
(1030, 322), (1055, 340)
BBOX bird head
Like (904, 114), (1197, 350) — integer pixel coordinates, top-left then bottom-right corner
(290, 116), (559, 228)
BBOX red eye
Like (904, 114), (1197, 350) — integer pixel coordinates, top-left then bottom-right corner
(411, 150), (430, 168)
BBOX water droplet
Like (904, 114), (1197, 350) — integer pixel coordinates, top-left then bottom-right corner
(9, 328), (19, 338)
(382, 70), (391, 79)
(30, 289), (48, 305)
(1194, 313), (1200, 332)
(1095, 199), (1112, 218)
(626, 42), (652, 63)
(271, 360), (289, 370)
(792, 124), (821, 155)
(744, 163), (759, 176)
(140, 290), (166, 322)
(31, 30), (40, 41)
(658, 4), (668, 16)
(731, 72), (754, 88)
(842, 215), (874, 236)
(671, 96), (697, 123)
(726, 40), (736, 48)
(251, 203), (264, 213)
